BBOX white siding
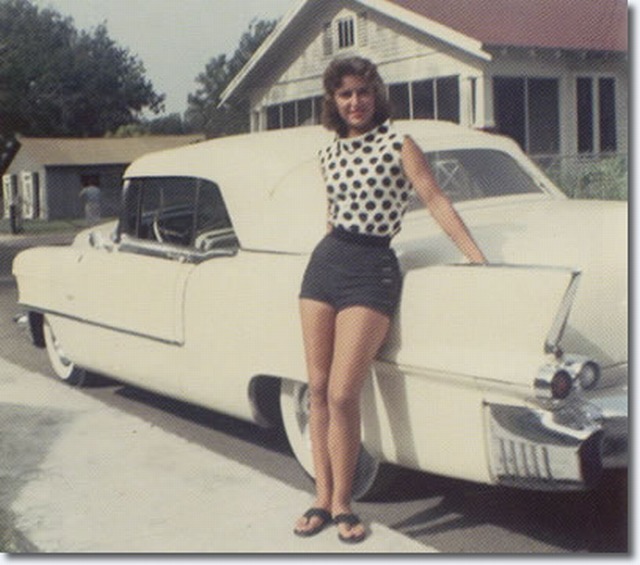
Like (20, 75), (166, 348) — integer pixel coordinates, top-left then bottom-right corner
(243, 0), (626, 160)
(250, 4), (486, 129)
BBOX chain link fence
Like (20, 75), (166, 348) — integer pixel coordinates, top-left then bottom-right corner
(532, 153), (628, 201)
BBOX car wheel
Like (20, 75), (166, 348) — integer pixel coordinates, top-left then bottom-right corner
(280, 379), (385, 501)
(43, 317), (87, 386)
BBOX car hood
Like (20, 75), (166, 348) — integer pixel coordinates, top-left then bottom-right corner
(393, 197), (628, 374)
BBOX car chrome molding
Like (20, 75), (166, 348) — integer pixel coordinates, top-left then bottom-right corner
(544, 271), (581, 355)
(486, 403), (603, 490)
(118, 238), (237, 263)
(20, 306), (184, 347)
(381, 360), (518, 392)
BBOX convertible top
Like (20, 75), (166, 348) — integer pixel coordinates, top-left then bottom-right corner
(124, 121), (530, 253)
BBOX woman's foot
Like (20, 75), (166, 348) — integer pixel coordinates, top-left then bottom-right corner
(293, 507), (332, 537)
(333, 513), (367, 544)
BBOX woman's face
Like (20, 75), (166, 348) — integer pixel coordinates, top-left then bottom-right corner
(333, 74), (376, 137)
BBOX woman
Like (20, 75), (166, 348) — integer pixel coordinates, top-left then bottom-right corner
(294, 57), (487, 544)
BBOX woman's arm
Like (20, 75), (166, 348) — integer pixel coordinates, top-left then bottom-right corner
(401, 136), (487, 264)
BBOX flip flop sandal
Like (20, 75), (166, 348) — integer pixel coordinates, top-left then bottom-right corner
(294, 507), (332, 537)
(334, 513), (367, 544)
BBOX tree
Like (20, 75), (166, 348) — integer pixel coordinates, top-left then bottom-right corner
(185, 18), (276, 138)
(0, 0), (164, 139)
(109, 114), (194, 137)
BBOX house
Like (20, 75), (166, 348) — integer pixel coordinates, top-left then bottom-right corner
(221, 0), (627, 163)
(2, 135), (204, 221)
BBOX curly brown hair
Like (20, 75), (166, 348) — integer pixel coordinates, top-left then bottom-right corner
(321, 57), (391, 137)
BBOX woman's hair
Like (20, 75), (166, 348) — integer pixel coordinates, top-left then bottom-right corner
(321, 57), (390, 137)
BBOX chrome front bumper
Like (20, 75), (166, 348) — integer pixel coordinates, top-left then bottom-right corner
(486, 389), (627, 490)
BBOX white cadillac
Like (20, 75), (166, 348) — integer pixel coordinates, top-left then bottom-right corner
(13, 121), (627, 499)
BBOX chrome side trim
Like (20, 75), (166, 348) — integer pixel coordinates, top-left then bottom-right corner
(545, 270), (581, 355)
(486, 402), (603, 490)
(18, 306), (184, 347)
(118, 238), (237, 263)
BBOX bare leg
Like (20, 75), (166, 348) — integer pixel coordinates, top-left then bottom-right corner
(328, 306), (391, 541)
(294, 299), (336, 534)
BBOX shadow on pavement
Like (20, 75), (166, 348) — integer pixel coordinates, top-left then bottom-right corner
(385, 467), (628, 553)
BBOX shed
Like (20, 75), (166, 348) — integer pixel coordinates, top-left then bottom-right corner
(2, 135), (204, 221)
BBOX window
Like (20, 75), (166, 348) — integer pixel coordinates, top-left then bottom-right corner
(337, 17), (355, 49)
(282, 101), (296, 129)
(436, 77), (460, 123)
(527, 79), (559, 154)
(576, 77), (618, 153)
(267, 106), (281, 130)
(599, 78), (617, 152)
(121, 177), (237, 256)
(389, 77), (460, 123)
(265, 97), (322, 130)
(413, 80), (435, 119)
(493, 77), (560, 155)
(323, 13), (366, 55)
(469, 77), (478, 125)
(577, 78), (594, 153)
(576, 77), (617, 154)
(297, 98), (313, 126)
(407, 149), (544, 209)
(31, 172), (40, 219)
(389, 83), (410, 119)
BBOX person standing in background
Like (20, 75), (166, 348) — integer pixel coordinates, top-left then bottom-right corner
(79, 178), (101, 226)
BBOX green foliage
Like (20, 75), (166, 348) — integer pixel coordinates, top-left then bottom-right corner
(572, 156), (628, 201)
(108, 114), (194, 137)
(542, 155), (628, 201)
(0, 0), (165, 138)
(0, 135), (19, 174)
(0, 217), (86, 235)
(185, 18), (276, 138)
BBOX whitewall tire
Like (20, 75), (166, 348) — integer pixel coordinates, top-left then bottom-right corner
(280, 378), (385, 501)
(43, 317), (87, 386)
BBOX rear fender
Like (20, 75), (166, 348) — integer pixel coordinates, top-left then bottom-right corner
(384, 264), (580, 387)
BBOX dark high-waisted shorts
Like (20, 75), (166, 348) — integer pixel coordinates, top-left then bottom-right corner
(299, 227), (402, 318)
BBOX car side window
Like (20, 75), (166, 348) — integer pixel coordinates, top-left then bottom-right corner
(121, 176), (239, 256)
(407, 149), (544, 211)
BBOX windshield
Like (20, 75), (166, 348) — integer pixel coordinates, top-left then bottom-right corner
(408, 149), (544, 210)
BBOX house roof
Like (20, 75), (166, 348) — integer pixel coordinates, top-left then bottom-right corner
(220, 0), (627, 106)
(388, 0), (628, 52)
(10, 135), (204, 169)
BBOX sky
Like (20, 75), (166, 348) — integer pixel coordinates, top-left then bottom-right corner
(28, 0), (636, 118)
(31, 0), (298, 116)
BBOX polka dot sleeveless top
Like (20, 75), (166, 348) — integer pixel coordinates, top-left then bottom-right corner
(319, 121), (413, 238)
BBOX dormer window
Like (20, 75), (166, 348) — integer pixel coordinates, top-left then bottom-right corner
(323, 13), (367, 55)
(337, 17), (355, 49)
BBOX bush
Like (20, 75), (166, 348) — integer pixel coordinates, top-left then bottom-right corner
(540, 155), (628, 201)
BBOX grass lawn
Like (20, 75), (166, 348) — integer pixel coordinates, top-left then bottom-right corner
(0, 218), (101, 236)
